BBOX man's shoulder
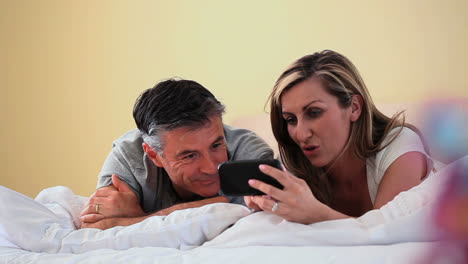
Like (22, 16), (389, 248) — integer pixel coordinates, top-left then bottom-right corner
(223, 124), (274, 160)
(224, 124), (256, 138)
(111, 129), (145, 154)
(223, 124), (264, 145)
(113, 129), (143, 144)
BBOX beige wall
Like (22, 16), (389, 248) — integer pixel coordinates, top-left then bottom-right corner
(1, 0), (467, 198)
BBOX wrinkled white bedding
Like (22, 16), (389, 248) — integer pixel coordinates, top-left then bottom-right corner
(1, 157), (462, 264)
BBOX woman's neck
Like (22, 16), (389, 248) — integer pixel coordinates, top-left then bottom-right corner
(326, 152), (373, 217)
(327, 151), (367, 187)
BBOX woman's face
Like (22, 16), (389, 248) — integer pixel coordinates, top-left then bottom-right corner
(280, 77), (356, 168)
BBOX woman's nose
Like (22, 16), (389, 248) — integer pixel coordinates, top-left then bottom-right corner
(295, 120), (313, 142)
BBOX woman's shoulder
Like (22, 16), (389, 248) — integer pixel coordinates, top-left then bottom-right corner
(372, 125), (433, 172)
(370, 126), (428, 172)
(380, 126), (423, 151)
(366, 126), (431, 203)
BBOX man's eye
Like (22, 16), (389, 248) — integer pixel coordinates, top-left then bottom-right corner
(184, 153), (196, 160)
(212, 142), (225, 149)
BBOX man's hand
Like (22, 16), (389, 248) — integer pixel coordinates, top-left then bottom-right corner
(80, 174), (145, 225)
(80, 196), (229, 230)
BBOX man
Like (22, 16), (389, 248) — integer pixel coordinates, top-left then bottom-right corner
(80, 79), (273, 229)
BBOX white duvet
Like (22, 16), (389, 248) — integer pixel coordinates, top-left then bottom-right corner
(1, 157), (464, 264)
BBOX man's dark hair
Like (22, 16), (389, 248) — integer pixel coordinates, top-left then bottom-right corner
(133, 78), (225, 153)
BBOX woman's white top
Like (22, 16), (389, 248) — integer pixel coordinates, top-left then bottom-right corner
(366, 127), (442, 204)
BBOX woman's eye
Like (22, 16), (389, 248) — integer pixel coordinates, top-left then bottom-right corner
(284, 116), (296, 124)
(307, 108), (322, 118)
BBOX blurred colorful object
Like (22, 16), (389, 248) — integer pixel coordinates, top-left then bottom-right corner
(423, 159), (468, 264)
(420, 99), (468, 263)
(421, 99), (468, 163)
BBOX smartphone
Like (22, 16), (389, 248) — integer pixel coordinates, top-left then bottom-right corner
(218, 159), (283, 196)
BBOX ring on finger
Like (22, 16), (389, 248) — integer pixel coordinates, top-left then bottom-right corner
(271, 201), (279, 212)
(95, 204), (101, 213)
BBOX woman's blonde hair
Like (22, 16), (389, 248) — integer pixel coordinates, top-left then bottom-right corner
(268, 50), (426, 205)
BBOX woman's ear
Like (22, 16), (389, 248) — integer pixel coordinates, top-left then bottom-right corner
(142, 143), (163, 167)
(350, 94), (363, 122)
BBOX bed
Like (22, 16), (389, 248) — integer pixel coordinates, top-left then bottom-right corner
(1, 101), (466, 263)
(1, 158), (463, 264)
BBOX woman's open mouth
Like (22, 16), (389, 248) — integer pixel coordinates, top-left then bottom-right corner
(302, 145), (319, 156)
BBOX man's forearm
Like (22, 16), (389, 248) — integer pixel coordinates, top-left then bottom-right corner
(82, 196), (229, 230)
(152, 196), (229, 216)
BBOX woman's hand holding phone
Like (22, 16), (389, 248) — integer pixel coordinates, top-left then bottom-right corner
(247, 164), (332, 225)
(218, 159), (283, 196)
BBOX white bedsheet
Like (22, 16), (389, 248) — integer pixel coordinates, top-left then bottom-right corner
(0, 242), (443, 264)
(1, 157), (463, 263)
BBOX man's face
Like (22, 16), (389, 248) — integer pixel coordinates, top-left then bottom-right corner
(147, 115), (228, 199)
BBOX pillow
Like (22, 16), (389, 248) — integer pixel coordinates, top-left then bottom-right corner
(0, 186), (251, 253)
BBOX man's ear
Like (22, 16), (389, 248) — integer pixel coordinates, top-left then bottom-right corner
(350, 94), (363, 122)
(142, 143), (163, 167)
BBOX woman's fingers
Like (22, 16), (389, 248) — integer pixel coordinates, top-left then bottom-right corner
(248, 179), (287, 201)
(247, 165), (300, 202)
(247, 164), (310, 217)
(244, 196), (261, 211)
(251, 196), (280, 213)
(259, 164), (295, 188)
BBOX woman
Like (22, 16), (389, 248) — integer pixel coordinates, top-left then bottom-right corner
(245, 50), (436, 224)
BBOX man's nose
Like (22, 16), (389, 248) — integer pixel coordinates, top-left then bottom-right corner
(199, 155), (218, 175)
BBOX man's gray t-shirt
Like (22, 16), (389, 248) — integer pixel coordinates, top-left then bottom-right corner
(97, 125), (274, 213)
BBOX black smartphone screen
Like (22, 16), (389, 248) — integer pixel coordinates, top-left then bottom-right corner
(218, 159), (283, 196)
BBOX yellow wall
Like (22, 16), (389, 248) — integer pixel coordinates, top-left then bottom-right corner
(1, 0), (467, 198)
